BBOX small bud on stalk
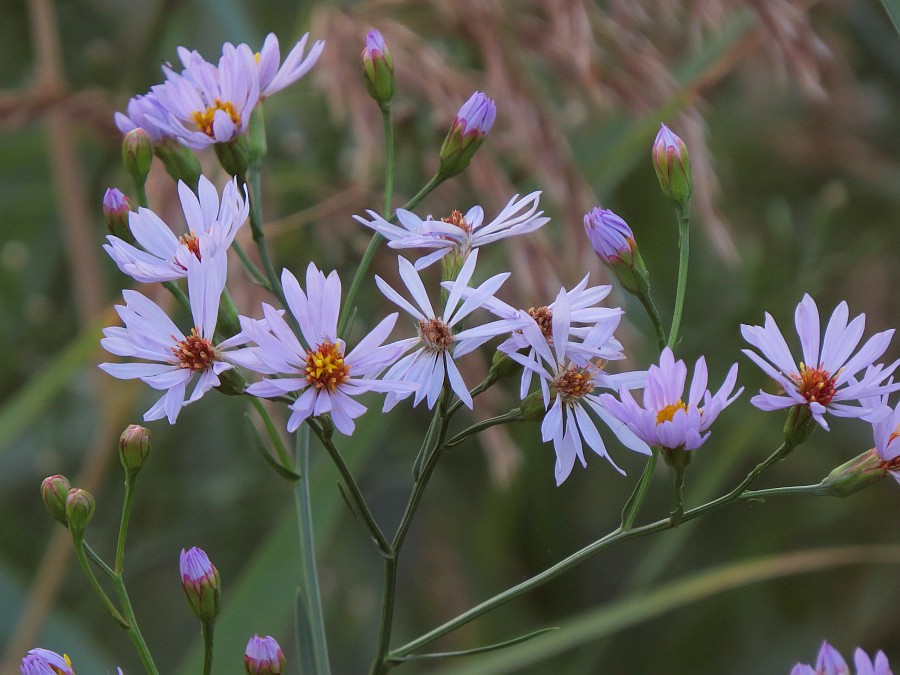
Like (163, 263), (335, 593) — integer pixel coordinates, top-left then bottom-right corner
(362, 29), (395, 111)
(517, 390), (547, 422)
(65, 488), (95, 540)
(102, 188), (131, 240)
(438, 91), (496, 179)
(122, 128), (153, 186)
(41, 475), (71, 525)
(652, 123), (692, 205)
(180, 547), (221, 623)
(119, 425), (151, 478)
(244, 635), (286, 675)
(584, 207), (650, 297)
(821, 449), (887, 497)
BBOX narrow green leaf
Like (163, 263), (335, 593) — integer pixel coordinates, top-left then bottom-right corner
(393, 627), (558, 662)
(880, 0), (900, 34)
(245, 413), (300, 481)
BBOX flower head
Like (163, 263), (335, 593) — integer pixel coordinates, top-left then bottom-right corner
(790, 640), (892, 675)
(238, 264), (414, 435)
(652, 123), (692, 203)
(600, 347), (742, 453)
(355, 192), (548, 270)
(19, 648), (74, 675)
(99, 249), (236, 424)
(376, 250), (525, 410)
(104, 176), (247, 283)
(244, 635), (285, 674)
(180, 547), (220, 623)
(362, 29), (394, 108)
(438, 91), (496, 178)
(584, 208), (635, 264)
(102, 188), (130, 238)
(742, 294), (900, 430)
(255, 32), (324, 99)
(509, 289), (651, 484)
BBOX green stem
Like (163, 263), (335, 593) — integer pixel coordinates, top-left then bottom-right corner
(670, 462), (686, 526)
(111, 570), (160, 675)
(443, 409), (522, 449)
(201, 620), (215, 675)
(382, 106), (395, 220)
(73, 541), (127, 628)
(620, 448), (659, 530)
(232, 239), (271, 289)
(243, 164), (285, 307)
(134, 181), (148, 210)
(294, 425), (332, 675)
(114, 476), (136, 574)
(249, 397), (295, 472)
(667, 200), (691, 349)
(740, 483), (831, 500)
(162, 280), (190, 311)
(637, 292), (668, 352)
(446, 373), (498, 418)
(391, 441), (794, 657)
(338, 173), (444, 338)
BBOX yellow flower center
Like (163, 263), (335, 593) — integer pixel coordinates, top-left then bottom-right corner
(793, 362), (838, 405)
(656, 400), (687, 425)
(305, 341), (350, 392)
(171, 328), (217, 372)
(190, 98), (241, 137)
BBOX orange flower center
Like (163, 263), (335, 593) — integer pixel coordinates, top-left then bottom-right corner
(418, 318), (454, 352)
(178, 230), (202, 262)
(527, 306), (553, 341)
(172, 328), (217, 372)
(305, 341), (350, 392)
(191, 98), (241, 137)
(553, 364), (597, 402)
(793, 363), (838, 406)
(441, 209), (471, 234)
(656, 400), (687, 425)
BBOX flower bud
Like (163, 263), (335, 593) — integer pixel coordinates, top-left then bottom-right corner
(583, 207), (650, 297)
(122, 128), (153, 185)
(652, 123), (692, 204)
(784, 404), (816, 449)
(20, 648), (75, 674)
(119, 425), (151, 478)
(102, 188), (131, 239)
(180, 547), (220, 623)
(244, 635), (285, 674)
(154, 138), (202, 191)
(65, 488), (95, 540)
(489, 350), (522, 381)
(438, 91), (496, 179)
(41, 475), (71, 526)
(362, 29), (395, 111)
(820, 449), (886, 497)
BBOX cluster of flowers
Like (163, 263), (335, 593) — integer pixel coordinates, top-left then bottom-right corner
(792, 640), (893, 675)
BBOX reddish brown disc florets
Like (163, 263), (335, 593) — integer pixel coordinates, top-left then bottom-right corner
(793, 363), (838, 406)
(178, 231), (202, 263)
(305, 341), (350, 393)
(172, 328), (217, 372)
(527, 306), (553, 341)
(553, 364), (597, 402)
(441, 209), (471, 234)
(418, 318), (454, 352)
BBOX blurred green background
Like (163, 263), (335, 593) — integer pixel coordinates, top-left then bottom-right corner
(2, 0), (900, 673)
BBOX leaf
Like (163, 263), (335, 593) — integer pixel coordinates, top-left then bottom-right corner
(394, 627), (558, 662)
(245, 413), (300, 481)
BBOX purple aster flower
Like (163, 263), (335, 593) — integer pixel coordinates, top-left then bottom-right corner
(239, 264), (415, 435)
(792, 641), (853, 675)
(19, 648), (74, 675)
(244, 635), (285, 674)
(103, 176), (248, 283)
(376, 250), (526, 410)
(742, 294), (900, 430)
(180, 547), (220, 623)
(100, 249), (239, 424)
(583, 207), (636, 264)
(509, 289), (650, 484)
(355, 192), (549, 270)
(868, 394), (900, 483)
(854, 647), (893, 675)
(600, 347), (742, 453)
(255, 32), (325, 99)
(438, 91), (497, 178)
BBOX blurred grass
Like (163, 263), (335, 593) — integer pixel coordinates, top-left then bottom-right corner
(1, 0), (900, 673)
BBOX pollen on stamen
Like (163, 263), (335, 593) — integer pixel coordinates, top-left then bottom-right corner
(527, 306), (553, 341)
(191, 98), (242, 137)
(418, 318), (454, 352)
(656, 400), (687, 425)
(178, 230), (202, 262)
(305, 341), (350, 392)
(441, 209), (472, 234)
(794, 362), (838, 406)
(553, 364), (598, 402)
(172, 328), (217, 372)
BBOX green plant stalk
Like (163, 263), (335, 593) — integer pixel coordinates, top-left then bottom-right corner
(111, 569), (160, 675)
(670, 463), (686, 526)
(201, 620), (215, 675)
(637, 291), (667, 352)
(667, 200), (691, 348)
(134, 181), (148, 210)
(244, 164), (285, 307)
(294, 425), (332, 675)
(114, 475), (136, 574)
(232, 239), (271, 289)
(74, 542), (127, 628)
(249, 397), (295, 472)
(443, 409), (523, 449)
(391, 440), (795, 657)
(338, 173), (445, 337)
(620, 449), (659, 530)
(163, 280), (190, 311)
(740, 483), (831, 500)
(446, 374), (498, 418)
(382, 106), (395, 220)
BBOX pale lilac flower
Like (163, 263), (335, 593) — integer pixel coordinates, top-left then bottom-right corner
(19, 648), (74, 675)
(255, 32), (324, 98)
(244, 635), (286, 674)
(868, 395), (900, 483)
(102, 187), (129, 214)
(453, 91), (496, 137)
(240, 264), (414, 435)
(789, 641), (892, 675)
(376, 250), (526, 410)
(854, 647), (893, 675)
(600, 347), (742, 452)
(742, 294), (900, 430)
(583, 207), (636, 264)
(103, 176), (248, 283)
(509, 289), (650, 484)
(100, 249), (236, 424)
(114, 91), (173, 143)
(355, 192), (549, 270)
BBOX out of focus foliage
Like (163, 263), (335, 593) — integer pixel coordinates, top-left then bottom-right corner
(1, 1), (899, 673)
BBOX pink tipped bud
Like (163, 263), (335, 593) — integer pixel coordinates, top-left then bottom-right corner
(583, 207), (650, 297)
(64, 488), (95, 540)
(102, 188), (131, 238)
(362, 29), (394, 110)
(122, 128), (153, 184)
(41, 475), (71, 526)
(652, 123), (692, 204)
(821, 448), (887, 497)
(20, 648), (75, 674)
(180, 547), (220, 623)
(244, 635), (286, 674)
(438, 91), (496, 179)
(119, 425), (151, 477)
